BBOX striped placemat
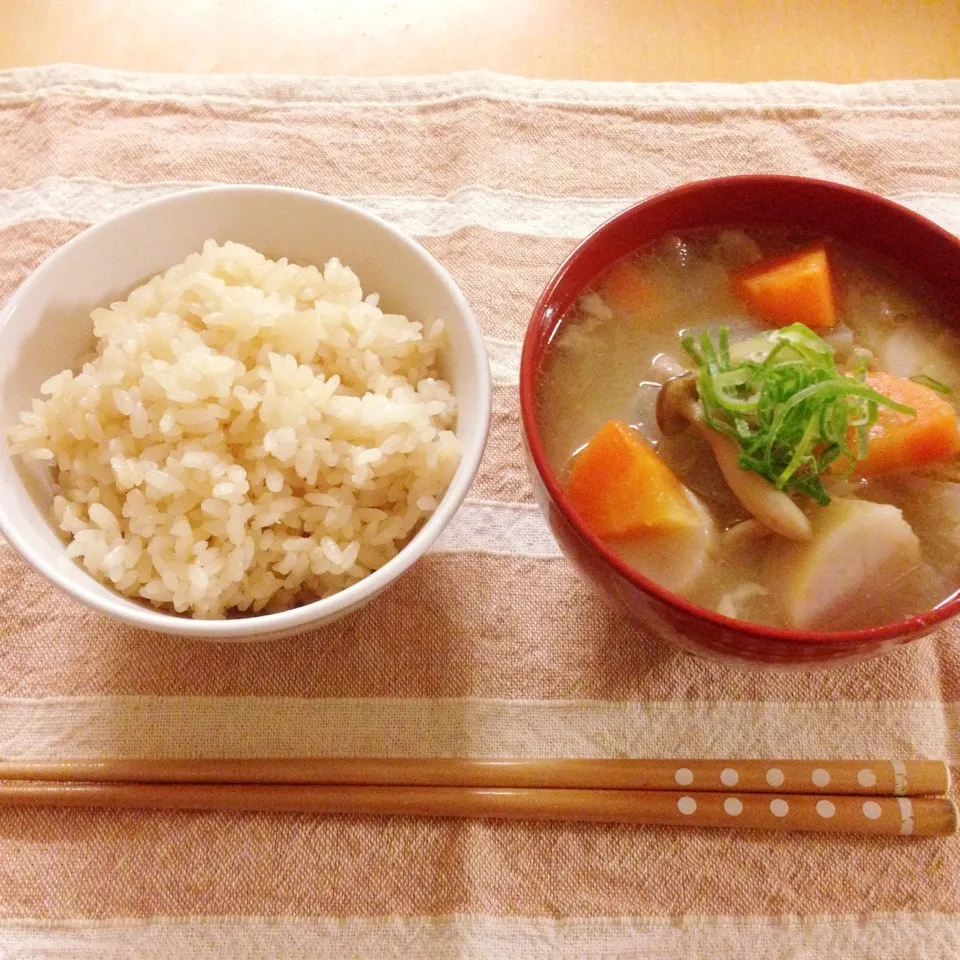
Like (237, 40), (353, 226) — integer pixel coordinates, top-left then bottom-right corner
(1, 65), (960, 959)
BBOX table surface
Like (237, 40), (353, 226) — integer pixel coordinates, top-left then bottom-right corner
(0, 0), (958, 81)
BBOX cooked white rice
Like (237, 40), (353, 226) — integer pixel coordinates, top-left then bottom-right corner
(8, 240), (461, 618)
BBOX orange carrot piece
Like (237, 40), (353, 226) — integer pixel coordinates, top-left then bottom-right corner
(853, 372), (960, 475)
(735, 245), (836, 330)
(597, 260), (658, 316)
(566, 420), (697, 539)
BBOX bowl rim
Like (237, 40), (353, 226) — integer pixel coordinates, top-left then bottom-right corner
(0, 184), (492, 639)
(520, 173), (960, 647)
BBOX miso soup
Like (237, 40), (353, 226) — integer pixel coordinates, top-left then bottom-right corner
(536, 227), (960, 631)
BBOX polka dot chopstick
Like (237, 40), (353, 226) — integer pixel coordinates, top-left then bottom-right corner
(0, 757), (948, 795)
(0, 758), (953, 836)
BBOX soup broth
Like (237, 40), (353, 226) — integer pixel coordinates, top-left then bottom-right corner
(536, 227), (960, 631)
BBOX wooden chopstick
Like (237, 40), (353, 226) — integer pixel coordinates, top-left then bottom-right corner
(0, 781), (954, 836)
(0, 757), (948, 796)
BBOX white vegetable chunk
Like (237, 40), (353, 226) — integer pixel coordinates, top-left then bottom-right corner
(763, 498), (921, 630)
(612, 489), (718, 595)
(878, 326), (959, 389)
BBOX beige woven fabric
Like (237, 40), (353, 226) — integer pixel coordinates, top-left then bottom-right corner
(1, 65), (960, 958)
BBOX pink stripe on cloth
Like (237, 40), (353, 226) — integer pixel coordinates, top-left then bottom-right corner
(1, 88), (960, 198)
(1, 549), (957, 701)
(1, 806), (959, 921)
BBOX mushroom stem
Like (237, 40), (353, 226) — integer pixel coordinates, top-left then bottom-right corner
(698, 426), (812, 541)
(657, 374), (813, 542)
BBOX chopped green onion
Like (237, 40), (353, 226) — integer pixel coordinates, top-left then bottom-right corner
(682, 323), (915, 505)
(910, 374), (953, 395)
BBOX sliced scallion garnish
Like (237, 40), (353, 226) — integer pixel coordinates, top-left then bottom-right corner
(681, 323), (915, 505)
(910, 374), (953, 395)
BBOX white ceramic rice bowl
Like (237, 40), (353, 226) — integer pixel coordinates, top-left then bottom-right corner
(0, 186), (491, 641)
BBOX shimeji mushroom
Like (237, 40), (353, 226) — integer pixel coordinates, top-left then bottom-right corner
(656, 374), (812, 541)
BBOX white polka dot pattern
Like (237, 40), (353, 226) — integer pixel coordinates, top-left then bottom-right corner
(557, 761), (955, 834)
(723, 797), (743, 816)
(641, 784), (953, 834)
(674, 768), (693, 786)
(811, 768), (830, 787)
(770, 799), (789, 817)
(589, 759), (948, 799)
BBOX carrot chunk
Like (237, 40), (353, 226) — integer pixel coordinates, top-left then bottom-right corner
(597, 260), (658, 316)
(853, 372), (960, 475)
(566, 420), (697, 538)
(735, 245), (836, 330)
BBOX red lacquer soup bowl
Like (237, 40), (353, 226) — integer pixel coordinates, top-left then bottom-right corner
(519, 176), (960, 667)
